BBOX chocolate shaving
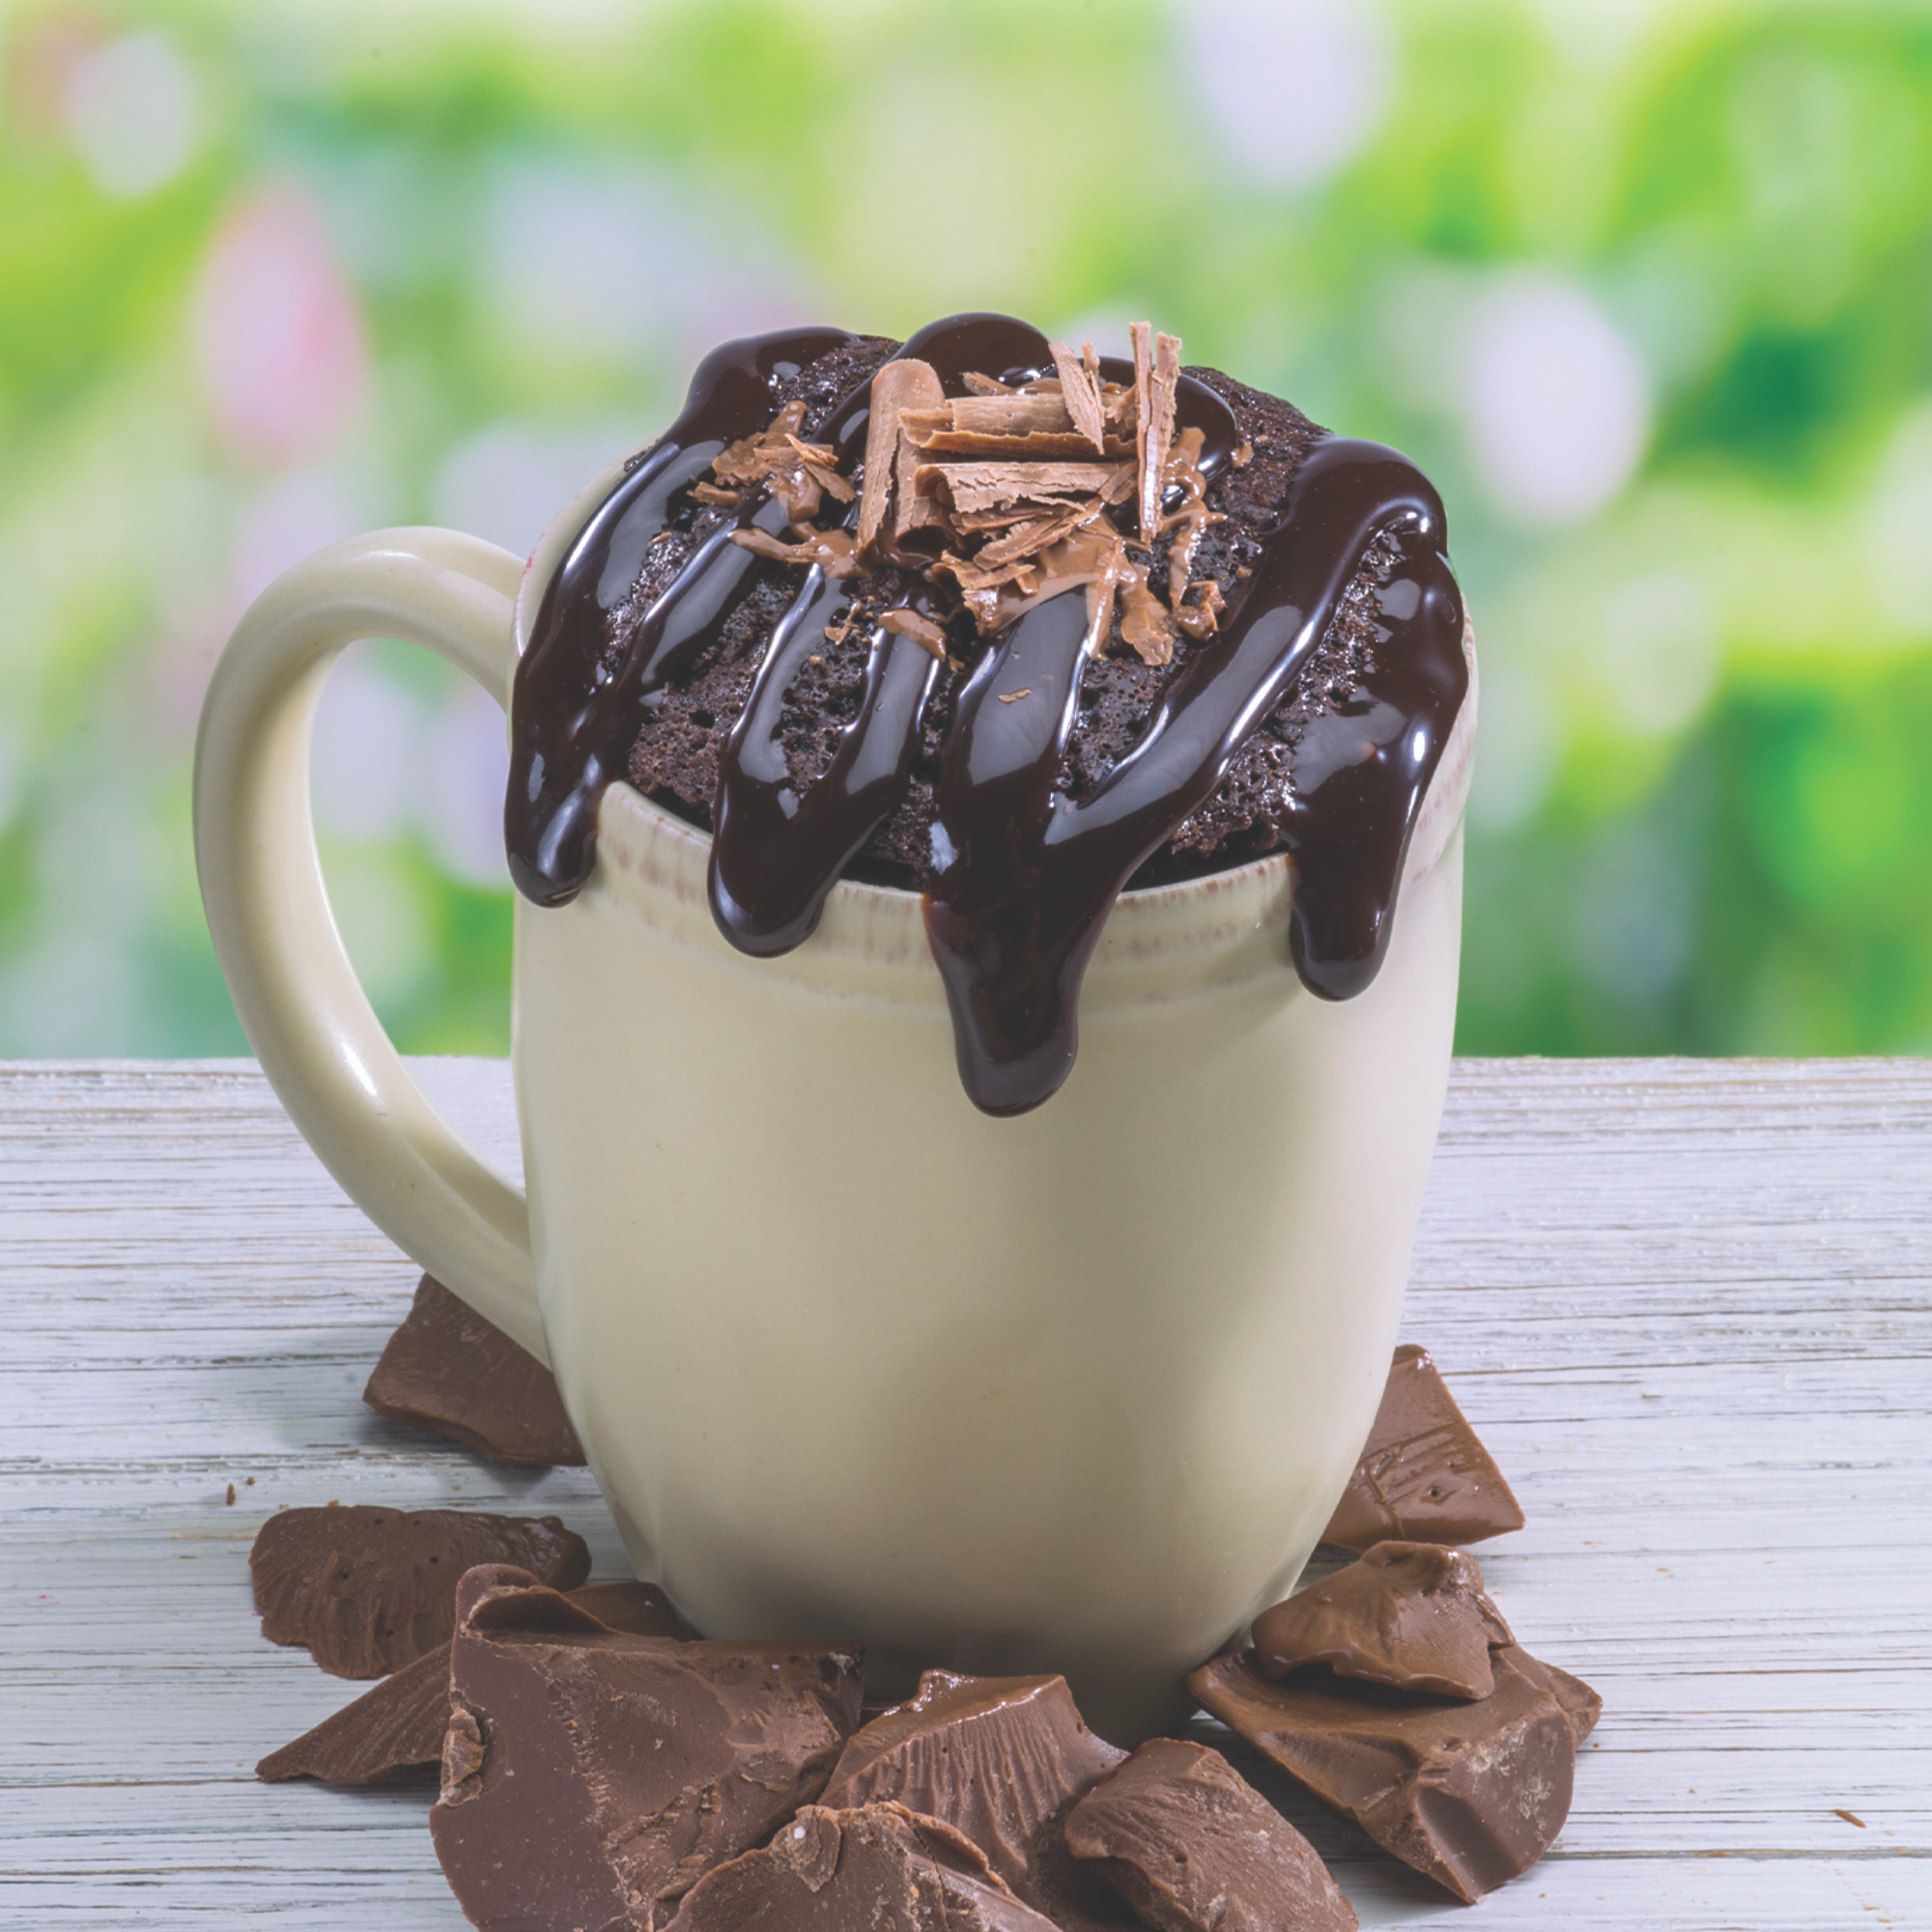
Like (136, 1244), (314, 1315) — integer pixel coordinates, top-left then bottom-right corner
(908, 395), (1074, 437)
(939, 552), (1042, 596)
(690, 481), (741, 506)
(879, 608), (950, 659)
(1138, 329), (1181, 539)
(1050, 339), (1108, 454)
(1118, 567), (1176, 668)
(729, 526), (867, 577)
(714, 399), (845, 526)
(915, 461), (1128, 515)
(861, 358), (946, 553)
(703, 322), (1230, 683)
(973, 503), (1095, 569)
(914, 428), (1131, 461)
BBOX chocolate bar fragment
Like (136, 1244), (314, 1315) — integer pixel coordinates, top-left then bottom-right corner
(819, 1669), (1132, 1931)
(256, 1577), (690, 1784)
(665, 1803), (1060, 1932)
(1321, 1345), (1524, 1550)
(250, 1504), (590, 1678)
(1253, 1541), (1514, 1700)
(1187, 1647), (1600, 1904)
(566, 1578), (696, 1639)
(363, 1272), (586, 1467)
(1065, 1738), (1357, 1932)
(430, 1566), (863, 1930)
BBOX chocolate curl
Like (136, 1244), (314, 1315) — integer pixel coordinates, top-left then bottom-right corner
(859, 357), (945, 553)
(1050, 339), (1108, 454)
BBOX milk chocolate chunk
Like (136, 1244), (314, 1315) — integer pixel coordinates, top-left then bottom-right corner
(819, 1669), (1132, 1930)
(256, 1576), (691, 1784)
(1187, 1646), (1598, 1904)
(363, 1272), (586, 1467)
(665, 1803), (1061, 1932)
(1064, 1739), (1357, 1932)
(250, 1504), (590, 1678)
(430, 1566), (864, 1930)
(1322, 1345), (1524, 1550)
(257, 1640), (453, 1785)
(1254, 1541), (1514, 1700)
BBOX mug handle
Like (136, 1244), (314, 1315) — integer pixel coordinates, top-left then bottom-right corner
(193, 527), (546, 1363)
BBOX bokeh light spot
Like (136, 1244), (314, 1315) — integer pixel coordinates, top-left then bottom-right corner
(64, 29), (199, 200)
(1181, 0), (1393, 190)
(1461, 272), (1651, 527)
(192, 186), (370, 468)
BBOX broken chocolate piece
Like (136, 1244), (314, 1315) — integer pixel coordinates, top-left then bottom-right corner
(363, 1273), (586, 1467)
(255, 1576), (693, 1786)
(1321, 1344), (1525, 1550)
(257, 1640), (453, 1785)
(250, 1504), (590, 1678)
(1254, 1541), (1514, 1700)
(1188, 1646), (1598, 1904)
(665, 1803), (1060, 1932)
(430, 1566), (863, 1929)
(819, 1669), (1131, 1930)
(1065, 1738), (1357, 1932)
(565, 1578), (696, 1640)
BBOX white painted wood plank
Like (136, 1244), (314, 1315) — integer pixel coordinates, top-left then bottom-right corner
(3, 1057), (1929, 1928)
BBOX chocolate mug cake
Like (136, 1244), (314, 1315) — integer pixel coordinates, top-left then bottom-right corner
(507, 313), (1468, 1113)
(194, 305), (1474, 1739)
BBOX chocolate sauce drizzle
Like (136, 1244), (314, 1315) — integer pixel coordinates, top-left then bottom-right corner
(505, 314), (1467, 1118)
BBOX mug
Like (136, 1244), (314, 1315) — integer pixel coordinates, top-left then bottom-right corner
(193, 445), (1474, 1741)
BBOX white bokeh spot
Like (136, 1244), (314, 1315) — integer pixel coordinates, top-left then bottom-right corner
(424, 681), (512, 890)
(1461, 273), (1651, 527)
(1181, 0), (1393, 190)
(64, 30), (198, 200)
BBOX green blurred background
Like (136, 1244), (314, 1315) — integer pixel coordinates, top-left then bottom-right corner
(2, 0), (1928, 1059)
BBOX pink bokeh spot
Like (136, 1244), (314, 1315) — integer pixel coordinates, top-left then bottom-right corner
(192, 185), (368, 467)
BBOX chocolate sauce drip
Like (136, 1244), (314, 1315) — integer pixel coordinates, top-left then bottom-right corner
(506, 326), (857, 906)
(709, 580), (947, 955)
(505, 313), (1464, 1120)
(701, 314), (1061, 953)
(924, 436), (1463, 1114)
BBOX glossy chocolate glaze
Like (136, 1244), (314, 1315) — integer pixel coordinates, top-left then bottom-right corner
(506, 325), (856, 907)
(923, 426), (1461, 1113)
(505, 314), (1466, 1116)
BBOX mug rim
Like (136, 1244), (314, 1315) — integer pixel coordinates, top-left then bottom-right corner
(510, 434), (1474, 967)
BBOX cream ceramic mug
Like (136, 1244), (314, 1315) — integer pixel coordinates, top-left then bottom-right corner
(194, 449), (1474, 1741)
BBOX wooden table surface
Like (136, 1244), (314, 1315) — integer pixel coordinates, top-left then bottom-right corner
(2, 1056), (1928, 1928)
